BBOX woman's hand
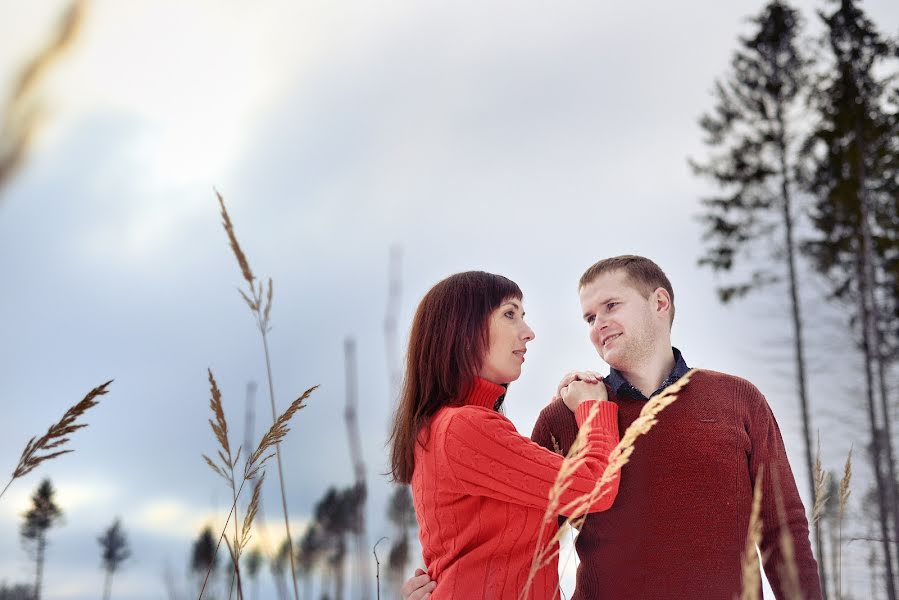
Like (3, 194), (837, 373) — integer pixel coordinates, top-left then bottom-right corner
(552, 370), (604, 402)
(560, 379), (607, 411)
(401, 568), (436, 599)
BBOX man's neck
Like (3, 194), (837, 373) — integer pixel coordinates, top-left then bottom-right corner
(616, 342), (676, 399)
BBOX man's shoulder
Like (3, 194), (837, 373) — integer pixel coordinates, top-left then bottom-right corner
(690, 368), (758, 390)
(535, 398), (575, 426)
(690, 368), (767, 405)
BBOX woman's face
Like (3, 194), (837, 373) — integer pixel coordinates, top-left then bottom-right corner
(478, 298), (535, 385)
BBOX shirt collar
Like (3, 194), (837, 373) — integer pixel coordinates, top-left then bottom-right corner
(605, 347), (689, 401)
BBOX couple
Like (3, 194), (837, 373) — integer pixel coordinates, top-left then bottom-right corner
(390, 256), (822, 600)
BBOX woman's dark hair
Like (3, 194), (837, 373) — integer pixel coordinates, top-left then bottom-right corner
(388, 271), (522, 483)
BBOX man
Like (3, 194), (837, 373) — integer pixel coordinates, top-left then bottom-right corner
(403, 255), (822, 599)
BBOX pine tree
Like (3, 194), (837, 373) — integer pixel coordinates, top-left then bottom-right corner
(97, 518), (130, 600)
(243, 547), (263, 600)
(801, 1), (899, 594)
(20, 479), (62, 600)
(191, 526), (218, 596)
(691, 2), (827, 591)
(297, 525), (324, 600)
(386, 485), (416, 594)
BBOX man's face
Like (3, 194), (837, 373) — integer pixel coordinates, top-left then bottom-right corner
(578, 270), (665, 371)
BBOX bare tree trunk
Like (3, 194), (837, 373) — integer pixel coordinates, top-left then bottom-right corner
(775, 100), (827, 597)
(854, 111), (899, 596)
(861, 193), (899, 559)
(344, 338), (370, 600)
(335, 558), (345, 600)
(103, 569), (113, 600)
(384, 245), (403, 405)
(34, 535), (45, 600)
(856, 248), (898, 599)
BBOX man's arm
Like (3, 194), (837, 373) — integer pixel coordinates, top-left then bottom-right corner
(530, 405), (558, 451)
(746, 382), (823, 600)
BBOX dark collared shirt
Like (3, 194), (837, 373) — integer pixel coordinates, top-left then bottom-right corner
(604, 346), (689, 401)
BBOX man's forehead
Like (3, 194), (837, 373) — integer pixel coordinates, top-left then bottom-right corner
(579, 270), (634, 298)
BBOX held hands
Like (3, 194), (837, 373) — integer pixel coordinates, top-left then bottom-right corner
(401, 568), (435, 600)
(555, 370), (607, 412)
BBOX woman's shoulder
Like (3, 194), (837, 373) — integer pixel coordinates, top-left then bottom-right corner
(430, 404), (512, 437)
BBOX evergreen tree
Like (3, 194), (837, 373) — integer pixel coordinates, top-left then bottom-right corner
(243, 547), (263, 600)
(801, 1), (899, 594)
(97, 518), (130, 600)
(691, 3), (827, 591)
(386, 485), (416, 594)
(191, 526), (218, 596)
(19, 479), (62, 600)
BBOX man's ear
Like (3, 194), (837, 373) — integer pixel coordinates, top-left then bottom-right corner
(654, 287), (672, 317)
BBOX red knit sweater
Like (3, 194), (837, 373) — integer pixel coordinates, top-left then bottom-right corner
(411, 377), (620, 599)
(531, 369), (822, 600)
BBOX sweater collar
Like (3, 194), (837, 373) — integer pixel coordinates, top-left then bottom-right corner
(463, 377), (508, 409)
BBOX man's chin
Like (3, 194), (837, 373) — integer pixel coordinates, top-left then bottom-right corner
(603, 353), (630, 372)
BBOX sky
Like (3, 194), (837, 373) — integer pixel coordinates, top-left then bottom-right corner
(1, 0), (898, 598)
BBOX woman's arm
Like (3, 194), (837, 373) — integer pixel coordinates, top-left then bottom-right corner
(440, 398), (620, 514)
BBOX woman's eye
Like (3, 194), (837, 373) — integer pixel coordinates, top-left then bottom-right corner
(505, 310), (515, 319)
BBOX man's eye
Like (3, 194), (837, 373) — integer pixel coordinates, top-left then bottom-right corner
(607, 303), (618, 311)
(586, 315), (595, 325)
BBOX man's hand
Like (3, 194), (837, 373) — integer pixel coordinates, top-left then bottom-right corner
(401, 568), (436, 600)
(552, 370), (604, 402)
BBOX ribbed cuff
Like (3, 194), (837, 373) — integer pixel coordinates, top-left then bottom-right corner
(574, 399), (618, 433)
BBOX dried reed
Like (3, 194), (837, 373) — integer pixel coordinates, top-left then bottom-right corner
(1, 380), (111, 501)
(214, 189), (303, 600)
(0, 0), (87, 197)
(521, 369), (695, 599)
(811, 435), (829, 526)
(837, 447), (852, 600)
(739, 466), (764, 600)
(771, 470), (803, 600)
(199, 378), (316, 600)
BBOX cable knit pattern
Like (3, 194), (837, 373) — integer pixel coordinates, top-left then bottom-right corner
(530, 369), (822, 600)
(412, 377), (619, 599)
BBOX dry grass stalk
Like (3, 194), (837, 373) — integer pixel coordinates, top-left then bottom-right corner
(0, 0), (87, 197)
(1, 379), (111, 501)
(240, 473), (265, 555)
(739, 466), (765, 600)
(550, 434), (561, 455)
(837, 447), (852, 600)
(771, 470), (803, 600)
(199, 386), (315, 600)
(214, 189), (300, 600)
(521, 369), (695, 599)
(811, 434), (830, 525)
(202, 369), (244, 600)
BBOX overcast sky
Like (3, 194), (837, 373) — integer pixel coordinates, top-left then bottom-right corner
(2, 1), (898, 598)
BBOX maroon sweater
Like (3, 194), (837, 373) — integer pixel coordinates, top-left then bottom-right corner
(530, 369), (822, 600)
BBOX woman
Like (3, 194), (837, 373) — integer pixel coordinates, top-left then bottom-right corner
(389, 271), (620, 599)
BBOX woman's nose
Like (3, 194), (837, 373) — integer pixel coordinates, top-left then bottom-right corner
(523, 323), (535, 341)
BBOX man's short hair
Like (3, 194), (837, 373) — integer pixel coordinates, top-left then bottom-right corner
(579, 255), (675, 325)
